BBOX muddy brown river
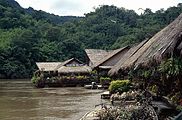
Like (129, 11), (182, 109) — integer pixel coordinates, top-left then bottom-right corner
(0, 80), (108, 120)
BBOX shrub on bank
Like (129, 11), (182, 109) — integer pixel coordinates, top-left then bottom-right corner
(31, 75), (41, 84)
(31, 74), (45, 88)
(109, 80), (130, 93)
(100, 77), (111, 85)
(76, 75), (88, 80)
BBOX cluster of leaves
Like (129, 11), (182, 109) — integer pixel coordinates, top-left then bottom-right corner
(158, 57), (182, 97)
(31, 70), (46, 87)
(130, 57), (182, 97)
(45, 75), (89, 82)
(76, 75), (88, 80)
(109, 80), (130, 93)
(100, 76), (111, 85)
(159, 57), (182, 78)
(0, 0), (182, 78)
(31, 74), (41, 84)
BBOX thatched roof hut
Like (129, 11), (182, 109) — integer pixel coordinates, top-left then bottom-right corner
(55, 58), (91, 74)
(109, 13), (182, 76)
(93, 46), (130, 69)
(36, 62), (62, 71)
(85, 49), (112, 66)
(36, 58), (91, 74)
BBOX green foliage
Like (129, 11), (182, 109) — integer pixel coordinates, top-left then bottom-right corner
(100, 77), (111, 81)
(76, 75), (87, 80)
(150, 85), (158, 93)
(176, 105), (182, 111)
(91, 70), (97, 74)
(159, 57), (182, 78)
(31, 75), (41, 84)
(100, 77), (111, 85)
(142, 70), (152, 79)
(109, 80), (130, 93)
(170, 92), (181, 104)
(0, 0), (182, 79)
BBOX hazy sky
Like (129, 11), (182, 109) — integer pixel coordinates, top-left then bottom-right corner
(15, 0), (182, 16)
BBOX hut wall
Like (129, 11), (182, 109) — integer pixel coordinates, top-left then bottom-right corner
(102, 48), (129, 66)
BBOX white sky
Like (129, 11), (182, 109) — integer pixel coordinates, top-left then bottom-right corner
(15, 0), (182, 16)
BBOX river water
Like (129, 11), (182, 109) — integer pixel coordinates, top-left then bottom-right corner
(0, 80), (108, 120)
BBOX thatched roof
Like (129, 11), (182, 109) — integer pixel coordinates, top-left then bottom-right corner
(108, 40), (148, 75)
(55, 58), (83, 70)
(36, 62), (62, 71)
(93, 46), (130, 69)
(109, 13), (182, 76)
(85, 49), (112, 65)
(63, 58), (83, 65)
(99, 66), (113, 69)
(57, 65), (92, 74)
(36, 58), (91, 74)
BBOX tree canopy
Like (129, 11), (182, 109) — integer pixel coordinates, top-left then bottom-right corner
(0, 0), (182, 78)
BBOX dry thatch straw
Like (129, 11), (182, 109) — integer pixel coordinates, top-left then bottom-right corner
(109, 13), (182, 76)
(57, 65), (92, 74)
(54, 58), (83, 70)
(55, 58), (91, 74)
(108, 40), (148, 76)
(36, 62), (62, 71)
(36, 58), (90, 74)
(85, 49), (112, 66)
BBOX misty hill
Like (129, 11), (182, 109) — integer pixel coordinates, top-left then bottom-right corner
(0, 0), (82, 26)
(25, 7), (82, 24)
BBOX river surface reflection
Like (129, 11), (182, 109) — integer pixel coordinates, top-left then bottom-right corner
(0, 80), (107, 120)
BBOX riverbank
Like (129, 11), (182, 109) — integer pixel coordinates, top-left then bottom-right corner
(81, 89), (182, 120)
